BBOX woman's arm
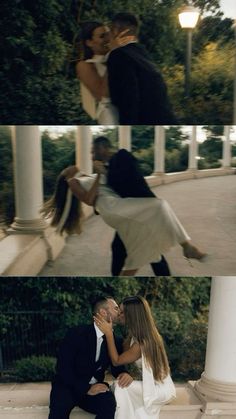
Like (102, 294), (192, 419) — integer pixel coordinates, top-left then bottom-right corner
(94, 314), (141, 366)
(106, 333), (141, 366)
(76, 61), (109, 100)
(68, 174), (101, 206)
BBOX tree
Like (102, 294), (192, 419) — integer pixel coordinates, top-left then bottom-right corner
(165, 41), (234, 123)
(194, 16), (234, 51)
(0, 0), (90, 124)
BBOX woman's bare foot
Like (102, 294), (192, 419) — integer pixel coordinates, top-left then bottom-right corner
(181, 242), (207, 262)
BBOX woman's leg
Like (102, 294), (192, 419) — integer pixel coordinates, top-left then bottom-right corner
(115, 381), (142, 419)
(159, 200), (206, 261)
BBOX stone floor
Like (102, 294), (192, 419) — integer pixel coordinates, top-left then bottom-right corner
(0, 382), (202, 419)
(40, 175), (236, 277)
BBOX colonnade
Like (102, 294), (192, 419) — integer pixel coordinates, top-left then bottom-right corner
(11, 125), (233, 234)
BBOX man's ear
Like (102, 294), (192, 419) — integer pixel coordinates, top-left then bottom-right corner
(99, 307), (107, 317)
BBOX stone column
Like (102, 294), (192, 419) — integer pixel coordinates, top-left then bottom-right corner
(76, 126), (92, 174)
(153, 126), (165, 174)
(195, 277), (236, 402)
(118, 126), (131, 150)
(188, 126), (198, 170)
(222, 126), (231, 168)
(11, 126), (46, 232)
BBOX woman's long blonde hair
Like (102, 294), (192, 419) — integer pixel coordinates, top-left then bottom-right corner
(123, 296), (170, 382)
(41, 172), (83, 235)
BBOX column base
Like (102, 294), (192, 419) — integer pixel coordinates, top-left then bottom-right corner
(0, 225), (65, 275)
(195, 372), (236, 402)
(152, 171), (165, 176)
(9, 218), (47, 233)
(187, 168), (198, 174)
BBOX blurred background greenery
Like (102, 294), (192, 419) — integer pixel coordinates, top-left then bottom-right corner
(0, 0), (234, 124)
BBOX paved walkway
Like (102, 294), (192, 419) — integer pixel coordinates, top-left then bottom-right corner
(40, 176), (236, 277)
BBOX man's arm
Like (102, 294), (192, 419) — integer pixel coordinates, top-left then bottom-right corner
(107, 49), (140, 124)
(107, 149), (155, 198)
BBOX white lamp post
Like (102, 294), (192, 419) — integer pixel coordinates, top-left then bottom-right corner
(179, 5), (200, 98)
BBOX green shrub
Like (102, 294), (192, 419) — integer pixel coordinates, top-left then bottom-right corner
(14, 355), (56, 382)
(172, 320), (208, 380)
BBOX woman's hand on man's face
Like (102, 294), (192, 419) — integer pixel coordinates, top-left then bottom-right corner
(94, 313), (113, 335)
(108, 29), (136, 50)
(93, 160), (107, 174)
(62, 166), (79, 179)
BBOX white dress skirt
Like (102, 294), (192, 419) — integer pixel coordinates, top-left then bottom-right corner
(114, 354), (176, 419)
(77, 175), (190, 270)
(80, 55), (119, 125)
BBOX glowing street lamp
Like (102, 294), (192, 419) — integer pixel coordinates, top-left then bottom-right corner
(179, 5), (200, 98)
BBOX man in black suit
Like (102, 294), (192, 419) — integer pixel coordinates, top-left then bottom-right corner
(107, 13), (177, 124)
(92, 136), (171, 276)
(48, 296), (133, 419)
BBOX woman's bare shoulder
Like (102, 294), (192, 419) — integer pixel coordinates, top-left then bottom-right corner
(76, 60), (93, 71)
(76, 60), (97, 77)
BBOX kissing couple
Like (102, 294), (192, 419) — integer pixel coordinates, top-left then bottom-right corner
(77, 12), (177, 125)
(42, 136), (207, 276)
(48, 295), (176, 419)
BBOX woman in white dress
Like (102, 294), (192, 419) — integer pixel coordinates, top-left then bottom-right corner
(94, 295), (176, 419)
(42, 165), (206, 276)
(76, 22), (132, 124)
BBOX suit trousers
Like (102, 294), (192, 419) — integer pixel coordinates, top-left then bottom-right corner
(48, 382), (116, 419)
(111, 233), (171, 276)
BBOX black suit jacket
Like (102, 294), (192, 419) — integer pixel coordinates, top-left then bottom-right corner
(53, 324), (126, 400)
(107, 43), (177, 125)
(107, 149), (156, 198)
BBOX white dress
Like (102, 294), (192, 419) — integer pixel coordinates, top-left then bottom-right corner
(80, 55), (119, 124)
(77, 175), (190, 270)
(114, 353), (176, 419)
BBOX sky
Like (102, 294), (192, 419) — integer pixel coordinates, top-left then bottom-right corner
(39, 126), (236, 143)
(220, 0), (236, 19)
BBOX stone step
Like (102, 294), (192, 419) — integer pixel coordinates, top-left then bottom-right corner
(0, 235), (48, 275)
(0, 226), (65, 275)
(0, 405), (202, 419)
(0, 407), (92, 419)
(0, 383), (202, 419)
